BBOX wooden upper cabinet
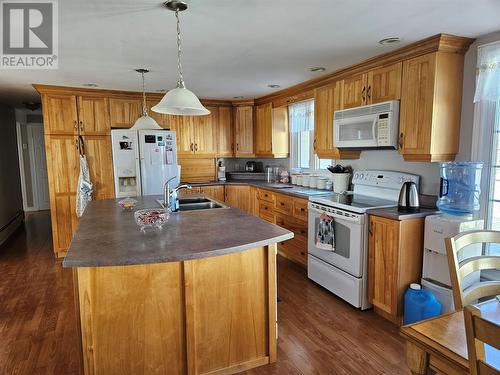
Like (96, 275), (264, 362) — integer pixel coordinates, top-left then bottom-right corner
(399, 52), (464, 162)
(314, 82), (360, 160)
(234, 105), (254, 157)
(109, 98), (142, 128)
(83, 135), (115, 200)
(255, 103), (288, 158)
(342, 74), (366, 109)
(168, 115), (194, 156)
(366, 62), (402, 104)
(192, 106), (218, 157)
(43, 94), (78, 135)
(77, 96), (110, 135)
(217, 106), (234, 157)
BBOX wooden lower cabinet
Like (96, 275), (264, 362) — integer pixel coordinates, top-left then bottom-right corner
(368, 215), (424, 324)
(83, 136), (115, 200)
(224, 185), (252, 214)
(199, 185), (225, 202)
(257, 189), (308, 268)
(74, 246), (277, 375)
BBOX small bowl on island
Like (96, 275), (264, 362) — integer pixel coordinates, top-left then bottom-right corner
(118, 197), (138, 211)
(134, 208), (168, 232)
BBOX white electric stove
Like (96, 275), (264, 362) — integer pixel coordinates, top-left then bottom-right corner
(307, 170), (420, 309)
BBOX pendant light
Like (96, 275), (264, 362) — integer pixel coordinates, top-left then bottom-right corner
(152, 0), (210, 116)
(131, 69), (163, 130)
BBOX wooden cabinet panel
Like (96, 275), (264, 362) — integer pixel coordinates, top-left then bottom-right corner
(272, 106), (289, 158)
(399, 54), (435, 158)
(77, 96), (110, 135)
(225, 185), (252, 214)
(257, 189), (275, 204)
(314, 82), (361, 160)
(255, 103), (273, 156)
(178, 158), (215, 183)
(109, 98), (142, 128)
(83, 135), (115, 200)
(168, 115), (194, 156)
(366, 62), (402, 104)
(368, 216), (399, 315)
(293, 198), (308, 221)
(234, 105), (254, 157)
(45, 135), (80, 256)
(342, 74), (367, 109)
(193, 106), (217, 157)
(43, 94), (78, 135)
(217, 106), (234, 157)
(178, 187), (201, 198)
(250, 186), (260, 216)
(200, 185), (225, 202)
(259, 200), (274, 222)
(277, 237), (307, 267)
(274, 193), (293, 215)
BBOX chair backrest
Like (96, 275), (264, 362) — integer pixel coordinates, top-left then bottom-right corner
(463, 303), (500, 375)
(445, 230), (500, 310)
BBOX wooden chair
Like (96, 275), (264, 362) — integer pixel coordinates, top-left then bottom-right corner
(445, 230), (500, 310)
(463, 302), (500, 375)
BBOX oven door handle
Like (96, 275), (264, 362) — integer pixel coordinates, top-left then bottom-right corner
(309, 206), (364, 224)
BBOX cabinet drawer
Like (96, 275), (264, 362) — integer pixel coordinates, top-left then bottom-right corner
(293, 198), (308, 221)
(278, 239), (307, 266)
(257, 189), (275, 203)
(275, 214), (308, 239)
(274, 194), (293, 215)
(259, 201), (274, 219)
(260, 211), (275, 223)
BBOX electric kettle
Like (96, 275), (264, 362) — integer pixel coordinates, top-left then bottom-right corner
(398, 181), (420, 212)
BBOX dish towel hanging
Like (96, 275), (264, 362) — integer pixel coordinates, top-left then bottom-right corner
(76, 155), (93, 217)
(315, 213), (335, 251)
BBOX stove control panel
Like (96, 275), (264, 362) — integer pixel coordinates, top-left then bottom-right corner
(352, 170), (420, 190)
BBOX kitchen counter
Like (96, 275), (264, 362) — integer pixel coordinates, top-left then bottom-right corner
(63, 195), (293, 268)
(367, 207), (440, 220)
(187, 179), (336, 198)
(66, 195), (288, 374)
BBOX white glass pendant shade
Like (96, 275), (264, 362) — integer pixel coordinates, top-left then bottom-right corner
(152, 87), (210, 116)
(130, 114), (163, 130)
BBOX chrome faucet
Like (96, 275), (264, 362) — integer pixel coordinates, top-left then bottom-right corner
(164, 177), (192, 212)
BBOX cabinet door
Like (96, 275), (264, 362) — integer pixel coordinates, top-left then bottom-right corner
(147, 99), (168, 129)
(200, 185), (225, 202)
(43, 94), (78, 135)
(234, 106), (254, 157)
(193, 106), (217, 157)
(255, 103), (273, 156)
(168, 115), (194, 156)
(399, 54), (436, 157)
(272, 106), (289, 158)
(225, 185), (251, 213)
(217, 106), (234, 157)
(45, 135), (80, 255)
(83, 135), (115, 200)
(366, 62), (402, 104)
(342, 74), (367, 109)
(77, 96), (110, 135)
(109, 98), (142, 128)
(368, 216), (400, 315)
(179, 187), (201, 198)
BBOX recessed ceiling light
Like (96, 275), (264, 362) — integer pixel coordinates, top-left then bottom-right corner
(309, 66), (326, 72)
(82, 83), (98, 87)
(378, 37), (400, 45)
(233, 96), (244, 99)
(267, 84), (281, 89)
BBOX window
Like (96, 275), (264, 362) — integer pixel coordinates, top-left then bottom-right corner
(289, 100), (332, 171)
(487, 102), (500, 230)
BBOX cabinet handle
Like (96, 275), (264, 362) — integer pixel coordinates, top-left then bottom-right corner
(194, 143), (198, 152)
(75, 138), (79, 149)
(367, 86), (371, 100)
(74, 120), (78, 130)
(79, 120), (84, 132)
(190, 143), (194, 151)
(280, 202), (285, 206)
(231, 142), (234, 151)
(236, 143), (239, 151)
(361, 86), (366, 102)
(300, 208), (305, 212)
(399, 132), (404, 149)
(313, 139), (317, 151)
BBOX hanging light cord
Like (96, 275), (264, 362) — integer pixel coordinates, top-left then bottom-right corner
(175, 8), (185, 88)
(141, 71), (148, 116)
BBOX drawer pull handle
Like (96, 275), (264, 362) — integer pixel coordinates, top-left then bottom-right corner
(300, 208), (305, 212)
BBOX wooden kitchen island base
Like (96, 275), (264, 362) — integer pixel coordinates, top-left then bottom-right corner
(73, 245), (277, 375)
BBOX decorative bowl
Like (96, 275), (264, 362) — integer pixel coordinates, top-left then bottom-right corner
(134, 209), (168, 231)
(118, 197), (138, 211)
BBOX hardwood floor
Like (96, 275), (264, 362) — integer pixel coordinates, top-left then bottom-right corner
(0, 212), (410, 375)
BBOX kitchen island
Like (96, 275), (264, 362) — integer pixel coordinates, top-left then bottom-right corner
(63, 196), (293, 375)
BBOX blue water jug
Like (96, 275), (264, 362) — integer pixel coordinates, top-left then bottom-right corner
(437, 162), (483, 216)
(403, 284), (442, 325)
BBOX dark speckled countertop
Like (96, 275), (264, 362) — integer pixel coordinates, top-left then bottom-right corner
(63, 195), (293, 268)
(367, 207), (440, 220)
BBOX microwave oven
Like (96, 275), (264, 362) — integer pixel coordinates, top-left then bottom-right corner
(333, 100), (399, 149)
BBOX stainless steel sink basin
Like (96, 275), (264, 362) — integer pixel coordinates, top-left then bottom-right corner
(157, 197), (226, 211)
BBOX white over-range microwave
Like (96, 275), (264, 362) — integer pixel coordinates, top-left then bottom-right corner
(333, 100), (399, 149)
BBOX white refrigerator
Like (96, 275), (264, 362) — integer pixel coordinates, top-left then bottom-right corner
(111, 129), (180, 198)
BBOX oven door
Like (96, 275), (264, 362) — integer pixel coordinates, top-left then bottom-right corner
(334, 114), (378, 148)
(308, 204), (366, 278)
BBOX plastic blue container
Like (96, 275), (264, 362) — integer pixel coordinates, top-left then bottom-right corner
(436, 162), (483, 216)
(403, 284), (442, 325)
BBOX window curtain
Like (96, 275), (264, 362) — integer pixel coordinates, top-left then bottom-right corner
(289, 100), (314, 133)
(474, 41), (500, 102)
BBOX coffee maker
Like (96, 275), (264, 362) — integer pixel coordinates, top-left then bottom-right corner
(217, 160), (226, 181)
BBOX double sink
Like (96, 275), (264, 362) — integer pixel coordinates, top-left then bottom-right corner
(158, 197), (227, 212)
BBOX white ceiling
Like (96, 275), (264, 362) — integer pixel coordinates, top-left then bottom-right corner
(1, 0), (500, 106)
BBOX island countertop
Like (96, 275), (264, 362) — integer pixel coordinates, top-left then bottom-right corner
(63, 195), (294, 268)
